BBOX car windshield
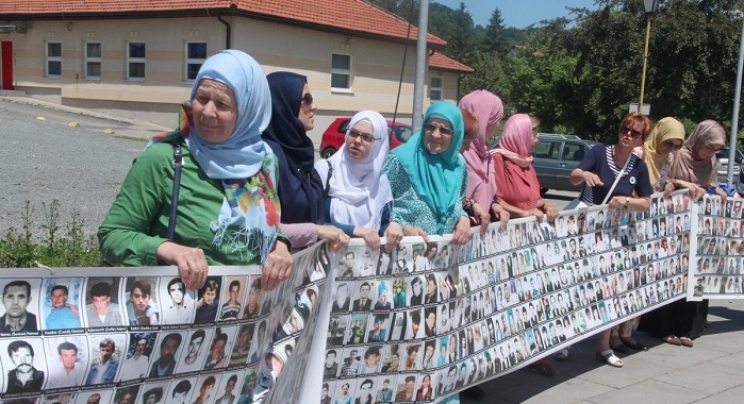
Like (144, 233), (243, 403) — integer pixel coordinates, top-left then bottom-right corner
(393, 125), (413, 142)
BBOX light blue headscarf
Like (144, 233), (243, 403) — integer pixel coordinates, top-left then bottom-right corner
(185, 50), (273, 179)
(391, 102), (464, 231)
(148, 50), (278, 264)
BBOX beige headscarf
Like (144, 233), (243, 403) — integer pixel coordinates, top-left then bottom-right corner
(644, 117), (685, 184)
(672, 120), (726, 187)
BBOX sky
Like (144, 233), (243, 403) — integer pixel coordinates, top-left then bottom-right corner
(434, 0), (599, 28)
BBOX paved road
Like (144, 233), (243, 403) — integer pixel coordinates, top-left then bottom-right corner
(0, 99), (148, 238)
(463, 299), (744, 404)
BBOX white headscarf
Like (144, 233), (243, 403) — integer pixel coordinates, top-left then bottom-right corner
(315, 110), (393, 230)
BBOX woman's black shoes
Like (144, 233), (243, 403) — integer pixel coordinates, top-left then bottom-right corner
(620, 337), (648, 351)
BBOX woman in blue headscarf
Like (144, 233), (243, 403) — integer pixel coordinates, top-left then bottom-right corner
(383, 102), (472, 245)
(261, 72), (348, 251)
(99, 50), (292, 291)
(382, 102), (471, 404)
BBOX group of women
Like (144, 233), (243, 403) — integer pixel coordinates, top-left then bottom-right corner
(98, 49), (730, 402)
(567, 112), (728, 368)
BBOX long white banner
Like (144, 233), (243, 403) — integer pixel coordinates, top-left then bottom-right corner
(298, 191), (695, 404)
(687, 194), (744, 300)
(4, 190), (742, 404)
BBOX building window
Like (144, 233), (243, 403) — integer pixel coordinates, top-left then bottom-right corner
(46, 42), (61, 78)
(127, 42), (146, 81)
(85, 42), (101, 80)
(185, 42), (207, 82)
(331, 54), (351, 89)
(430, 77), (443, 101)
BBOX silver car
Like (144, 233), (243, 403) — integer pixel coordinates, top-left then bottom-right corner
(716, 147), (744, 184)
(491, 133), (602, 195)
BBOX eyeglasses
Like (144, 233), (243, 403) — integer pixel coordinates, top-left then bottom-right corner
(301, 93), (313, 105)
(660, 140), (683, 150)
(620, 126), (643, 139)
(347, 129), (377, 144)
(702, 144), (725, 153)
(424, 122), (453, 137)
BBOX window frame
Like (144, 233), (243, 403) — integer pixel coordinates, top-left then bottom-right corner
(84, 42), (102, 80)
(429, 76), (443, 101)
(126, 42), (146, 81)
(562, 142), (588, 162)
(46, 42), (62, 78)
(331, 53), (352, 91)
(185, 42), (207, 83)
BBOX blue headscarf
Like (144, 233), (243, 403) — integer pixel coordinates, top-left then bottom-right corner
(150, 50), (278, 264)
(391, 102), (464, 229)
(262, 72), (325, 224)
(184, 50), (273, 179)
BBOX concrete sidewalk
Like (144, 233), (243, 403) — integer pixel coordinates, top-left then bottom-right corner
(464, 300), (744, 404)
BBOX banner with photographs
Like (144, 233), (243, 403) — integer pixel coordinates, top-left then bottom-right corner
(687, 195), (744, 300)
(0, 242), (331, 404)
(306, 191), (694, 404)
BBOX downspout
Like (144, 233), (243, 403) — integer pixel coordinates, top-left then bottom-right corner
(217, 14), (231, 49)
(457, 73), (463, 101)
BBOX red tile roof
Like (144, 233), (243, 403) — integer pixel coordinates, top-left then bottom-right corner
(0, 0), (447, 47)
(429, 51), (474, 73)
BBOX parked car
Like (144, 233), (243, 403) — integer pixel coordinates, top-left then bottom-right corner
(738, 159), (744, 195)
(490, 133), (602, 195)
(716, 147), (744, 184)
(318, 117), (413, 158)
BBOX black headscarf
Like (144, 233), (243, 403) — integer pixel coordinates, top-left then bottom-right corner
(262, 71), (324, 224)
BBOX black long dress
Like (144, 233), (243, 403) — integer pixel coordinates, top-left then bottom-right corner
(639, 299), (708, 339)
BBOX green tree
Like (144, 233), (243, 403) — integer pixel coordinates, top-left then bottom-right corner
(502, 0), (744, 142)
(483, 8), (511, 59)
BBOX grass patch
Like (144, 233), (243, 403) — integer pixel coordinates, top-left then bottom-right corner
(0, 200), (101, 268)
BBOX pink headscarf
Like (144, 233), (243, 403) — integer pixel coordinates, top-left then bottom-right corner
(458, 90), (504, 207)
(493, 113), (534, 167)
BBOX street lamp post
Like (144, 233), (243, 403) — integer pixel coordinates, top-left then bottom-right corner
(638, 0), (661, 114)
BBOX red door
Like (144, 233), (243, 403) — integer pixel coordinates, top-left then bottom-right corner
(1, 41), (13, 90)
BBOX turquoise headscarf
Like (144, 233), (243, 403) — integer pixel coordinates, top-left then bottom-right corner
(391, 102), (464, 231)
(185, 50), (273, 179)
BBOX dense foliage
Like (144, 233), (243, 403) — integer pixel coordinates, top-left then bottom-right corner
(370, 0), (744, 145)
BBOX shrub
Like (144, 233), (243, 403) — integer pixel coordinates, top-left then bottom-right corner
(0, 200), (101, 268)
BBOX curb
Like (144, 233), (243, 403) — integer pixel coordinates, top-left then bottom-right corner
(0, 96), (171, 134)
(114, 134), (150, 142)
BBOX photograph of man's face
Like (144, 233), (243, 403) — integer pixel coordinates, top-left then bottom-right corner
(3, 282), (32, 318)
(1, 280), (40, 333)
(169, 281), (184, 305)
(187, 333), (204, 361)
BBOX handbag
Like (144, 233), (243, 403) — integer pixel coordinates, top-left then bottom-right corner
(166, 143), (184, 239)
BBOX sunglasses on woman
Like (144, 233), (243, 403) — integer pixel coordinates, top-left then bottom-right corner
(620, 125), (642, 139)
(661, 140), (682, 150)
(301, 93), (313, 105)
